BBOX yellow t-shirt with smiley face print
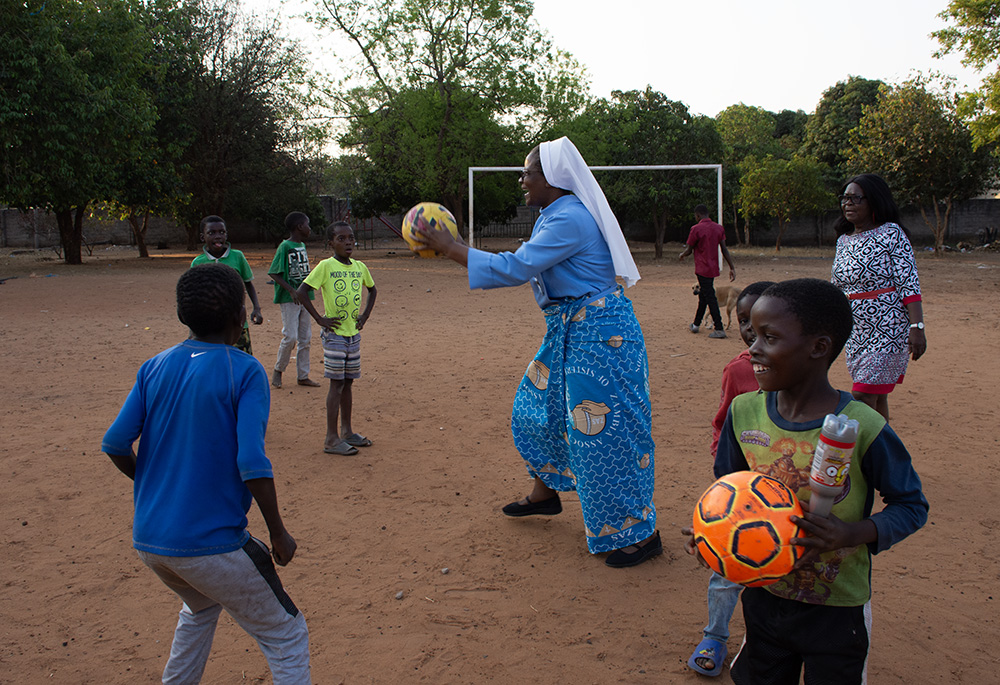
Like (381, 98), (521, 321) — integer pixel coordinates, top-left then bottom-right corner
(303, 256), (374, 337)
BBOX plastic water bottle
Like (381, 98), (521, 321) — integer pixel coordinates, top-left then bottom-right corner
(809, 414), (859, 517)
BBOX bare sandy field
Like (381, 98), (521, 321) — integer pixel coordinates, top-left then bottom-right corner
(2, 241), (998, 683)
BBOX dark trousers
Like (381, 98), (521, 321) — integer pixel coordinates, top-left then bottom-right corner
(730, 587), (870, 685)
(695, 274), (723, 330)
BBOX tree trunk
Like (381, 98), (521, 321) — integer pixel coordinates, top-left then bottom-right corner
(186, 222), (200, 251)
(128, 210), (151, 258)
(774, 216), (786, 252)
(652, 205), (664, 260)
(56, 206), (85, 265)
(917, 196), (951, 256)
(732, 205), (743, 245)
(441, 193), (465, 239)
(742, 212), (752, 245)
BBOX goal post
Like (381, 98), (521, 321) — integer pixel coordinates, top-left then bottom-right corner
(467, 164), (723, 246)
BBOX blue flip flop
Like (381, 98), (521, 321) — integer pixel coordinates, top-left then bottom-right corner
(687, 638), (727, 677)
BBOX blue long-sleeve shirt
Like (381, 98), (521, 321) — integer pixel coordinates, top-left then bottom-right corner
(467, 194), (616, 308)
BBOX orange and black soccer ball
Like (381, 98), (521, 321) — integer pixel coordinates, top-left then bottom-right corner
(692, 471), (803, 586)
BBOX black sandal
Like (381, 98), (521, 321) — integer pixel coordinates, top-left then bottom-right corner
(501, 493), (562, 517)
(605, 530), (663, 567)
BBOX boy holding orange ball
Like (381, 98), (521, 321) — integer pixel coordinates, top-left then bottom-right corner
(685, 278), (927, 683)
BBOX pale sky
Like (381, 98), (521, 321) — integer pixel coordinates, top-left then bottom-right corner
(249, 0), (982, 118)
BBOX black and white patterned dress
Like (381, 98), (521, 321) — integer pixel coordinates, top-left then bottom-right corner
(831, 222), (922, 393)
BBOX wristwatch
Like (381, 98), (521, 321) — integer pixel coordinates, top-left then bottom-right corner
(909, 322), (925, 330)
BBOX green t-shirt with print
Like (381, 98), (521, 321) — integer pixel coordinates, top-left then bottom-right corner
(268, 240), (314, 304)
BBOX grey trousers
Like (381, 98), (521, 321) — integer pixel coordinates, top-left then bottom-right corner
(274, 301), (313, 379)
(138, 538), (310, 684)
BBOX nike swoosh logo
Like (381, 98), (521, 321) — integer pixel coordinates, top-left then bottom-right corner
(191, 351), (208, 358)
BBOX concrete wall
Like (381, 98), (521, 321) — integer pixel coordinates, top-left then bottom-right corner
(753, 199), (1000, 248)
(0, 208), (187, 250)
(9, 198), (999, 251)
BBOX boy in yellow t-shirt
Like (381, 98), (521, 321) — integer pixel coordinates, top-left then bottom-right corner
(297, 222), (377, 456)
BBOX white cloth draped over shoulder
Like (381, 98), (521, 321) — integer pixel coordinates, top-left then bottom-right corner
(539, 137), (641, 288)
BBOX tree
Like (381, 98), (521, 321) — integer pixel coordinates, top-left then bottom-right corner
(109, 0), (204, 257)
(341, 86), (522, 229)
(544, 88), (724, 258)
(774, 109), (809, 154)
(801, 76), (884, 180)
(934, 0), (1000, 148)
(715, 104), (780, 244)
(602, 88), (723, 258)
(1, 0), (156, 264)
(848, 78), (995, 252)
(175, 2), (324, 247)
(738, 156), (833, 251)
(314, 0), (588, 229)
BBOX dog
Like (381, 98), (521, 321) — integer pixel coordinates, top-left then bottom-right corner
(692, 283), (740, 329)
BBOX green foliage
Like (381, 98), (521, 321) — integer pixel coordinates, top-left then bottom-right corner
(774, 109), (808, 153)
(935, 0), (1000, 148)
(340, 85), (522, 229)
(714, 104), (783, 244)
(547, 87), (724, 257)
(848, 77), (995, 251)
(1, 0), (327, 258)
(716, 104), (780, 163)
(801, 76), (884, 180)
(316, 0), (589, 228)
(738, 155), (833, 251)
(170, 2), (326, 247)
(1, 0), (156, 263)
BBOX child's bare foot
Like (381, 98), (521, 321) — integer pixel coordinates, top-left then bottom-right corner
(271, 370), (282, 388)
(297, 378), (321, 387)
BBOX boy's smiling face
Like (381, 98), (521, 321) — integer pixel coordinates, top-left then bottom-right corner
(202, 222), (228, 256)
(748, 295), (817, 392)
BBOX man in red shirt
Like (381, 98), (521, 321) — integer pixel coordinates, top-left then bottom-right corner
(679, 205), (736, 339)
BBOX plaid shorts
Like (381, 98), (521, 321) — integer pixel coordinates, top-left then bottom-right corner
(322, 331), (361, 380)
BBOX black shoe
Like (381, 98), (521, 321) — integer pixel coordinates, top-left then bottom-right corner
(502, 493), (562, 517)
(605, 531), (663, 567)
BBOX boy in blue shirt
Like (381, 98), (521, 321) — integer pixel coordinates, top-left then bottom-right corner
(102, 264), (310, 684)
(686, 278), (927, 683)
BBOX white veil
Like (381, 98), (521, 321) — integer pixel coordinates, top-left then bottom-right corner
(539, 137), (641, 287)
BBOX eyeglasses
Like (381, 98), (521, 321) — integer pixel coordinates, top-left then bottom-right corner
(838, 194), (866, 205)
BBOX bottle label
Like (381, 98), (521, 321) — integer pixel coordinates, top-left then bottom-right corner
(811, 435), (853, 488)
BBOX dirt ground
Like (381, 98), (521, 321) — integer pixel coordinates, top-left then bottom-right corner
(2, 239), (999, 684)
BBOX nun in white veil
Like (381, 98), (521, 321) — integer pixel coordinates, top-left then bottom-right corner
(414, 137), (659, 567)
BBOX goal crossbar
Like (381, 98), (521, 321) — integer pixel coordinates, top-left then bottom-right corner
(467, 164), (723, 245)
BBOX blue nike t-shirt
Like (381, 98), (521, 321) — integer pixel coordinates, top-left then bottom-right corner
(102, 340), (273, 556)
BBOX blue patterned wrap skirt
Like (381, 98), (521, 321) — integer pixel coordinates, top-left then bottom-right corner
(511, 286), (656, 553)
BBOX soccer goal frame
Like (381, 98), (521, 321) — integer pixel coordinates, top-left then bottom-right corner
(467, 164), (723, 245)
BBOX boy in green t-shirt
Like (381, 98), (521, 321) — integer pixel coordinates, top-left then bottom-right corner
(297, 221), (377, 456)
(684, 278), (927, 684)
(268, 212), (319, 388)
(190, 215), (263, 355)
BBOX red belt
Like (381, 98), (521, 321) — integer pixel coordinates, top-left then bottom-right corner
(848, 287), (896, 300)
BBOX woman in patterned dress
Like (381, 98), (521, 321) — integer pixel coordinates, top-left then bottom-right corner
(831, 174), (927, 421)
(413, 138), (660, 567)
